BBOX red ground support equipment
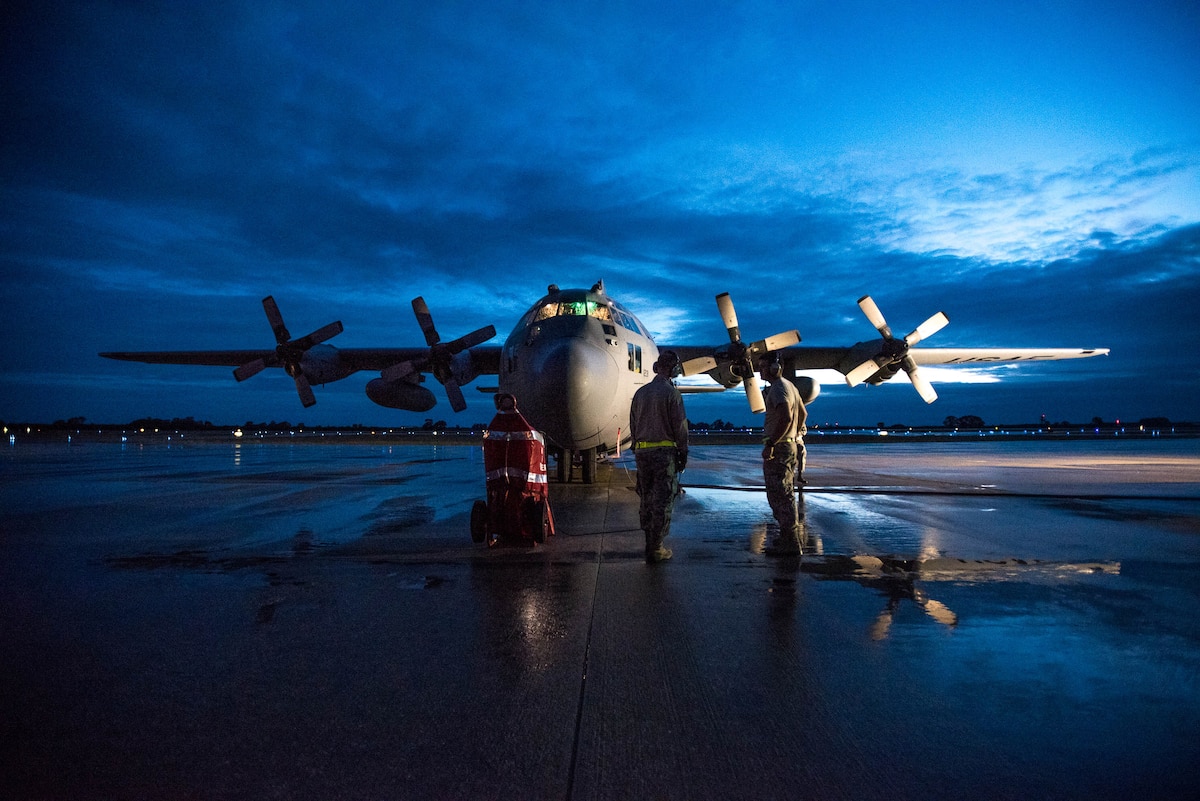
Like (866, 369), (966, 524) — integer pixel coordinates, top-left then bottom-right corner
(471, 398), (555, 545)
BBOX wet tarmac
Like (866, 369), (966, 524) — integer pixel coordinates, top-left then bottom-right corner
(3, 437), (1199, 800)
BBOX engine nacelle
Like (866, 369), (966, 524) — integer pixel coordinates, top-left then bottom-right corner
(366, 377), (437, 412)
(793, 376), (820, 405)
(299, 344), (355, 385)
(868, 363), (903, 385)
(838, 340), (905, 385)
(704, 362), (742, 389)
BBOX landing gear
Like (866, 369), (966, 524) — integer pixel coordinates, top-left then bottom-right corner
(552, 446), (598, 484)
(554, 447), (569, 483)
(581, 447), (597, 484)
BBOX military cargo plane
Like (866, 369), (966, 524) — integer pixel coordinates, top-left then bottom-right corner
(101, 280), (1108, 483)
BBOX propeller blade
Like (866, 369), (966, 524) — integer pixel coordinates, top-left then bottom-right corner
(847, 295), (948, 401)
(904, 357), (938, 403)
(761, 329), (800, 351)
(444, 378), (467, 413)
(293, 373), (317, 408)
(381, 360), (419, 382)
(262, 296), (291, 344)
(234, 358), (267, 383)
(716, 292), (741, 342)
(412, 297), (440, 346)
(236, 295), (343, 407)
(705, 293), (802, 403)
(744, 376), (765, 414)
(291, 321), (344, 351)
(681, 355), (718, 376)
(845, 358), (880, 387)
(857, 295), (892, 339)
(406, 297), (497, 412)
(445, 325), (496, 354)
(905, 311), (949, 346)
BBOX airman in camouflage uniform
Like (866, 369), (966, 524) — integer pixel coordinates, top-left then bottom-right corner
(759, 353), (807, 555)
(629, 350), (689, 563)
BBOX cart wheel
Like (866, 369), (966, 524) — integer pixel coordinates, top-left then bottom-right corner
(470, 500), (488, 543)
(532, 498), (548, 544)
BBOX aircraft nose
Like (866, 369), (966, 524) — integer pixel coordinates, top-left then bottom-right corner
(528, 336), (619, 445)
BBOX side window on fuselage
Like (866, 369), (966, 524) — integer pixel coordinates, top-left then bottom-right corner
(627, 343), (642, 373)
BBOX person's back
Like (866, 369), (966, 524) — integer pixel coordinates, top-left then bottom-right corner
(630, 374), (688, 450)
(629, 351), (688, 563)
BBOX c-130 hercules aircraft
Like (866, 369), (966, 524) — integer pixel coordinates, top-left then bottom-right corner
(102, 280), (1108, 483)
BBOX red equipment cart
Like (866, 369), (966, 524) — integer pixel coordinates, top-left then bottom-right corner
(471, 394), (554, 545)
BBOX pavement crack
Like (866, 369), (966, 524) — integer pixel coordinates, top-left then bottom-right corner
(565, 524), (604, 801)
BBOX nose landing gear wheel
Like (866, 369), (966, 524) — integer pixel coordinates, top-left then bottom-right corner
(581, 447), (596, 484)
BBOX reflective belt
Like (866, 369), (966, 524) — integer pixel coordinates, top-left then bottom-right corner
(636, 440), (676, 449)
(486, 467), (548, 484)
(482, 430), (544, 442)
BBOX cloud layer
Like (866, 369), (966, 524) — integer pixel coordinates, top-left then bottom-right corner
(2, 1), (1197, 426)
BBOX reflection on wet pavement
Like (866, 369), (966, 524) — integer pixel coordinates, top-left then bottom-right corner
(3, 437), (1199, 799)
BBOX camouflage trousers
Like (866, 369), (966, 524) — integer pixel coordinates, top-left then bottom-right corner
(635, 447), (680, 552)
(763, 442), (799, 541)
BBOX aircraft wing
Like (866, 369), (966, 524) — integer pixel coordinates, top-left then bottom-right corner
(101, 347), (503, 372)
(101, 345), (503, 412)
(664, 345), (1109, 375)
(102, 350), (279, 367)
(666, 342), (1109, 408)
(908, 347), (1110, 365)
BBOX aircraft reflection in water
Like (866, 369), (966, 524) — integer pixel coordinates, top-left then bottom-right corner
(746, 494), (1118, 640)
(102, 280), (1108, 483)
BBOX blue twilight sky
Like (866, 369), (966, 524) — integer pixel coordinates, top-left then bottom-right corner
(2, 0), (1198, 428)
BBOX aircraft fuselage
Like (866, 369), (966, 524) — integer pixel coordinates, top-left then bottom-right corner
(499, 284), (658, 455)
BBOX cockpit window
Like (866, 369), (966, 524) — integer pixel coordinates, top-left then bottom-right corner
(517, 295), (644, 336)
(528, 300), (613, 324)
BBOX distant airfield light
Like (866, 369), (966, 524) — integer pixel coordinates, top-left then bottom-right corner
(233, 428), (244, 438)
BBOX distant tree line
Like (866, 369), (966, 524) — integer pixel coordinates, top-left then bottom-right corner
(41, 416), (221, 430)
(689, 419), (741, 431)
(943, 415), (986, 428)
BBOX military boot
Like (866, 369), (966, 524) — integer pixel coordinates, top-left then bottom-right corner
(765, 531), (801, 557)
(645, 538), (673, 563)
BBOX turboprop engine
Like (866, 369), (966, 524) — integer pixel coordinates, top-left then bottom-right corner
(365, 376), (438, 412)
(792, 375), (820, 405)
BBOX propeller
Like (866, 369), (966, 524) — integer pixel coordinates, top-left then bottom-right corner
(844, 295), (948, 403)
(233, 296), (343, 408)
(682, 292), (800, 414)
(380, 297), (496, 413)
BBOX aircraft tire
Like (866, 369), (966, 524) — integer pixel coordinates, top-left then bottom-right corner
(582, 447), (596, 484)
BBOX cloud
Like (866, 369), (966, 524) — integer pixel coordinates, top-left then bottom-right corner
(2, 1), (1197, 426)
